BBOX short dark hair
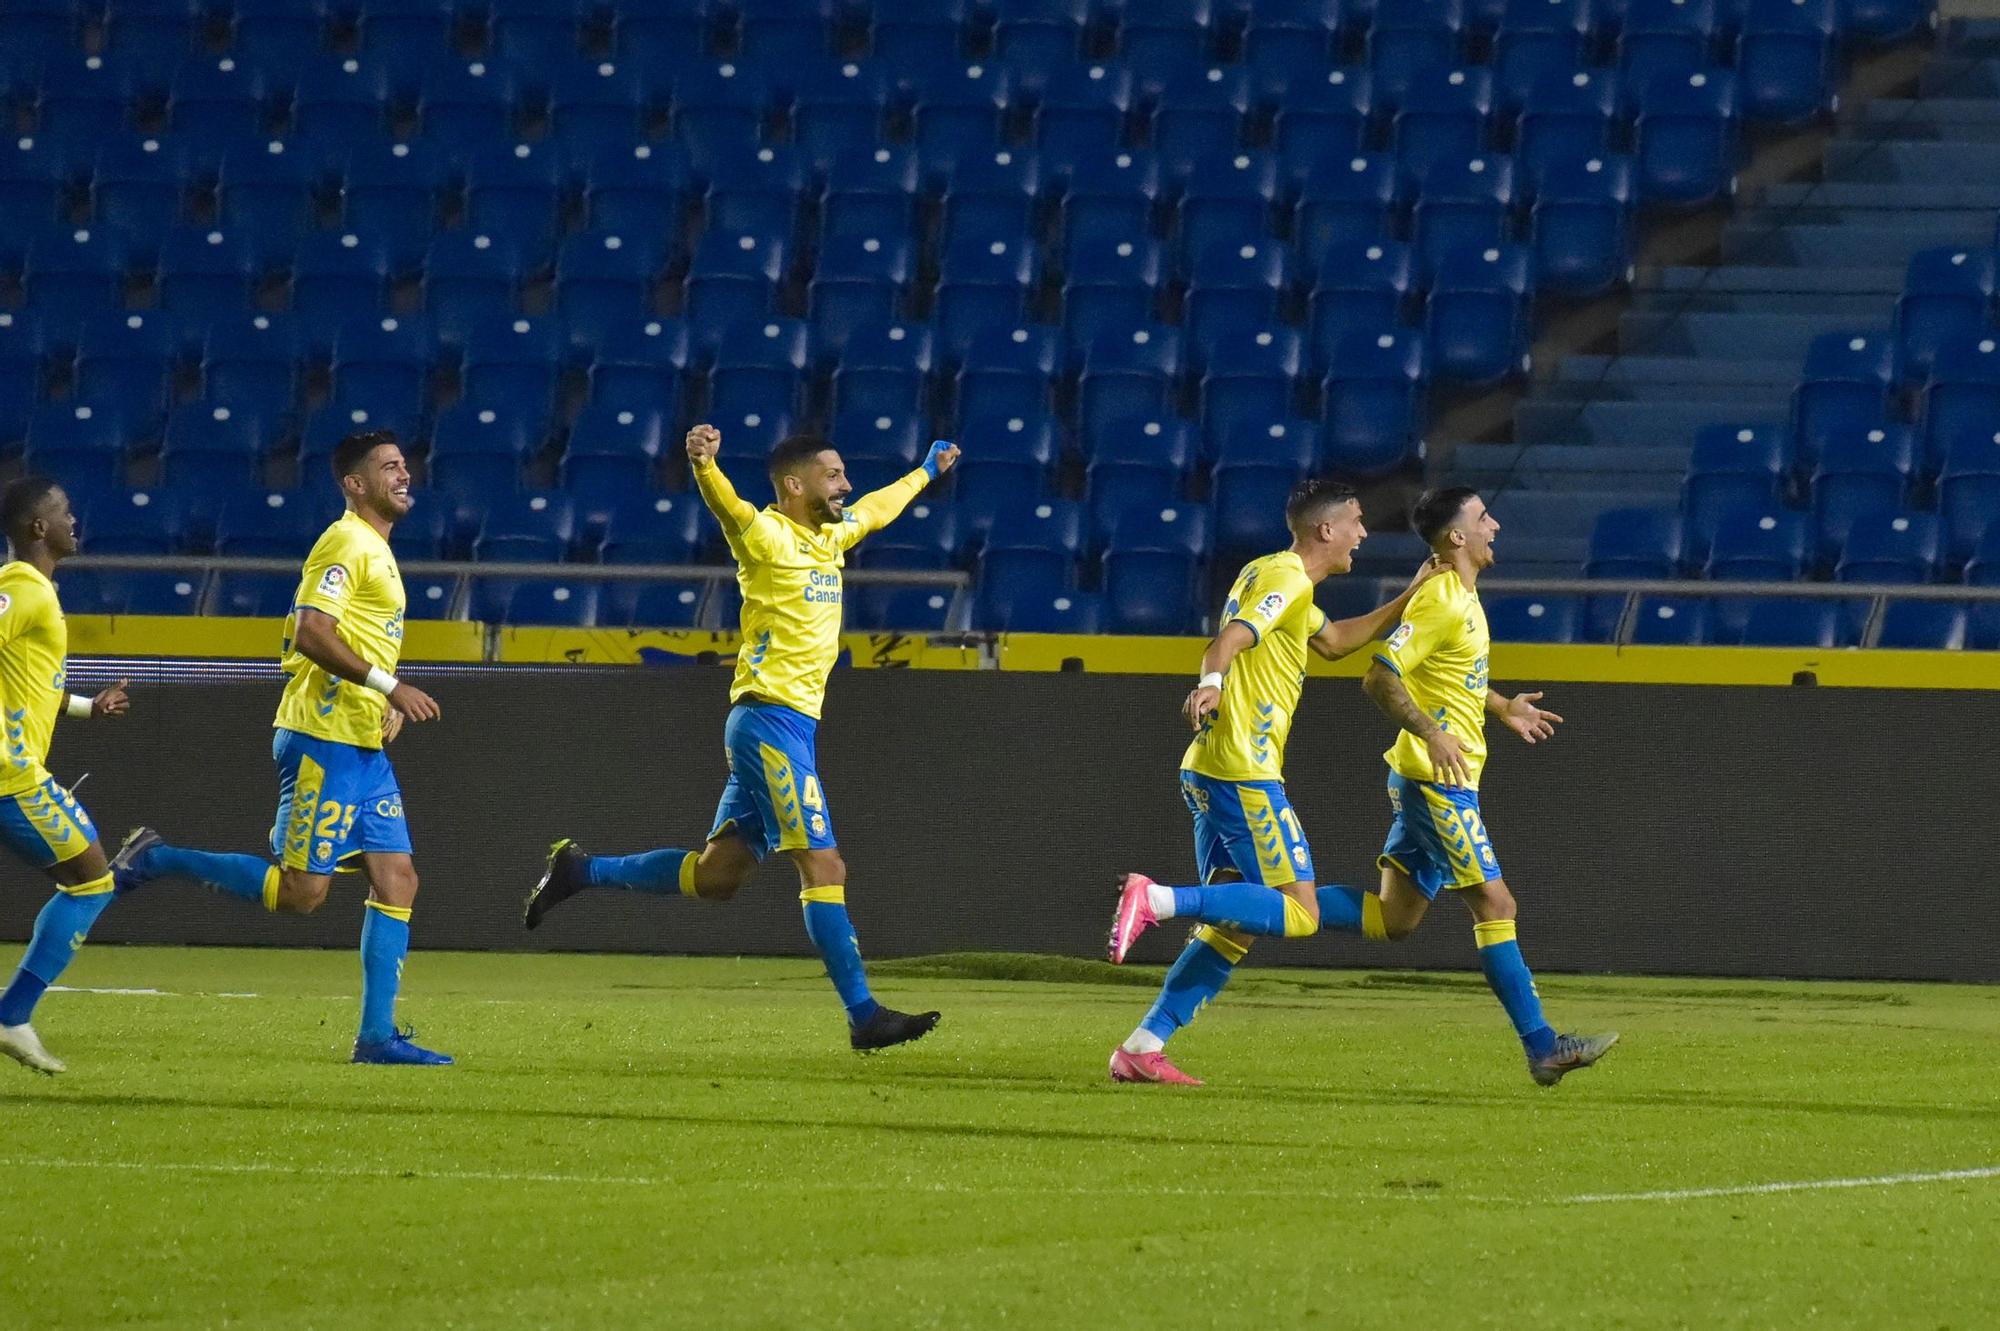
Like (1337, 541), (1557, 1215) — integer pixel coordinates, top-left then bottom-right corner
(1411, 486), (1481, 546)
(1, 477), (62, 540)
(331, 428), (399, 482)
(1285, 477), (1358, 534)
(767, 433), (835, 483)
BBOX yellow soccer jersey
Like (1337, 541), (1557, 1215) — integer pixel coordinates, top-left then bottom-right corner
(695, 459), (929, 720)
(0, 562), (70, 798)
(1374, 570), (1492, 789)
(1182, 551), (1328, 783)
(274, 511), (407, 750)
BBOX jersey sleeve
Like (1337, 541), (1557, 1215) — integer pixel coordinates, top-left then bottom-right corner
(835, 466), (929, 551)
(1373, 580), (1455, 676)
(0, 579), (46, 651)
(1228, 561), (1315, 643)
(693, 460), (786, 563)
(294, 528), (363, 621)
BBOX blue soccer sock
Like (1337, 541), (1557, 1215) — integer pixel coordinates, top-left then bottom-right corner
(584, 848), (698, 895)
(1475, 919), (1557, 1060)
(358, 900), (412, 1044)
(1158, 881), (1315, 938)
(0, 873), (116, 1026)
(141, 843), (277, 908)
(1126, 926), (1247, 1052)
(1316, 885), (1390, 939)
(799, 887), (878, 1024)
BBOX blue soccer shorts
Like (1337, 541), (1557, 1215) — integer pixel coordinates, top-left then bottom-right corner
(1179, 770), (1316, 887)
(269, 728), (412, 876)
(709, 702), (837, 860)
(0, 773), (97, 868)
(1378, 769), (1503, 900)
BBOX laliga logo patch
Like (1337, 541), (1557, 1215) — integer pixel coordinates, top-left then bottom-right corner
(1254, 591), (1286, 620)
(1387, 622), (1415, 652)
(316, 564), (351, 599)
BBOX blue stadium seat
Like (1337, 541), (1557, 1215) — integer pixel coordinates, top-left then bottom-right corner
(596, 493), (707, 564)
(213, 490), (322, 558)
(1053, 146), (1162, 254)
(476, 492), (577, 562)
(23, 224), (133, 316)
(1921, 335), (2000, 472)
(227, 0), (331, 67)
(610, 7), (711, 70)
(954, 321), (1063, 427)
(670, 66), (772, 175)
(458, 141), (564, 256)
(1620, 0), (1718, 93)
(299, 397), (425, 479)
(71, 311), (175, 419)
(382, 498), (463, 562)
(1393, 66), (1494, 184)
(90, 138), (191, 236)
(935, 146), (1040, 250)
(1175, 151), (1282, 271)
(1117, 0), (1216, 73)
(422, 233), (521, 339)
(1875, 600), (1966, 650)
(736, 0), (836, 67)
(910, 65), (1013, 176)
(354, 0), (459, 77)
(1184, 239), (1290, 344)
(0, 136), (71, 255)
(1309, 240), (1415, 363)
(1320, 328), (1426, 475)
(476, 580), (602, 627)
(1740, 598), (1850, 647)
(1838, 512), (1939, 585)
(26, 402), (138, 488)
(0, 316), (46, 443)
(332, 314), (434, 424)
(71, 487), (186, 556)
(1706, 507), (1809, 581)
(160, 400), (271, 490)
(338, 140), (446, 243)
(830, 410), (926, 487)
(1812, 423), (1916, 567)
(577, 143), (689, 247)
(706, 318), (811, 425)
(1369, 0), (1467, 108)
(1937, 429), (2000, 567)
(1151, 66), (1252, 171)
(1515, 69), (1621, 185)
(556, 227), (672, 328)
(1033, 62), (1134, 157)
(1210, 420), (1317, 557)
(1840, 0), (1933, 44)
(828, 320), (934, 420)
(1241, 1), (1345, 103)
(810, 232), (915, 346)
(934, 234), (1037, 355)
(213, 571), (299, 618)
(1634, 69), (1738, 205)
(291, 57), (394, 147)
(460, 314), (567, 424)
(1794, 331), (1897, 469)
(290, 230), (394, 322)
(1683, 421), (1789, 565)
(788, 61), (895, 175)
(1062, 234), (1166, 347)
(817, 146), (917, 244)
(1895, 247), (1994, 389)
(585, 315), (689, 416)
(850, 497), (959, 569)
(1530, 154), (1635, 296)
(1411, 155), (1515, 273)
(867, 0), (969, 67)
(1085, 416), (1196, 535)
(32, 54), (143, 143)
(416, 60), (521, 153)
(1484, 594), (1586, 643)
(1737, 0), (1837, 123)
(545, 58), (652, 146)
(200, 312), (303, 418)
(606, 579), (708, 628)
(1270, 67), (1372, 166)
(1100, 502), (1209, 633)
(1493, 0), (1594, 113)
(1628, 596), (1719, 645)
(489, 0), (592, 65)
(1424, 243), (1532, 384)
(950, 409), (1061, 518)
(156, 225), (264, 320)
(1200, 328), (1306, 433)
(214, 135), (320, 237)
(1076, 325), (1184, 440)
(846, 583), (958, 632)
(562, 404), (668, 507)
(57, 569), (202, 615)
(1586, 506), (1684, 578)
(992, 0), (1091, 70)
(428, 403), (541, 499)
(682, 229), (787, 337)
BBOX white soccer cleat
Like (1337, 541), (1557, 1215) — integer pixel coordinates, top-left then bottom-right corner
(0, 1022), (66, 1075)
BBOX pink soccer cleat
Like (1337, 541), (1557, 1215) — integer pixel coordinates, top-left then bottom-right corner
(1106, 872), (1160, 964)
(1109, 1047), (1203, 1087)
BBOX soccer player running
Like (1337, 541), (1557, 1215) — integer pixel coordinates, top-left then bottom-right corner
(523, 423), (960, 1052)
(1359, 486), (1615, 1086)
(113, 430), (452, 1066)
(0, 480), (133, 1074)
(1104, 479), (1439, 1086)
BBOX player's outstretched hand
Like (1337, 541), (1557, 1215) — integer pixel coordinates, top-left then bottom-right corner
(381, 706), (405, 745)
(92, 679), (131, 718)
(686, 423), (721, 465)
(389, 682), (441, 723)
(1183, 684), (1221, 732)
(1499, 691), (1563, 745)
(1425, 729), (1473, 788)
(923, 439), (961, 479)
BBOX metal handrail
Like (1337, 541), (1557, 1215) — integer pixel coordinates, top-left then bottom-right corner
(64, 555), (967, 586)
(1478, 578), (2000, 648)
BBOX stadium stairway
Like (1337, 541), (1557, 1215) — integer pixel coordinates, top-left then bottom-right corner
(1465, 18), (2000, 578)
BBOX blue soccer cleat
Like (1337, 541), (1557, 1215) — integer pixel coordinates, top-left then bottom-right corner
(1529, 1031), (1619, 1086)
(352, 1028), (454, 1066)
(110, 826), (162, 896)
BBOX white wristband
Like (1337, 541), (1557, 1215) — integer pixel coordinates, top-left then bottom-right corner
(65, 693), (94, 719)
(1198, 672), (1224, 691)
(363, 667), (399, 696)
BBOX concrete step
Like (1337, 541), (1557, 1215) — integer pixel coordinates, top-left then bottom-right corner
(1719, 221), (1987, 267)
(1619, 310), (1853, 360)
(1627, 289), (1900, 318)
(1514, 398), (1789, 448)
(1754, 181), (2000, 210)
(1645, 265), (1904, 296)
(1548, 355), (1800, 389)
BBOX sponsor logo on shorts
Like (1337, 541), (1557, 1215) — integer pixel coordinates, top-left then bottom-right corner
(374, 797), (404, 819)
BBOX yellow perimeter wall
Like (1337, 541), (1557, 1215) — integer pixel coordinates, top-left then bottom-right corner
(69, 614), (2000, 690)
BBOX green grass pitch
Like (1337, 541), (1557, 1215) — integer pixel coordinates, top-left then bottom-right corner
(4, 946), (1998, 1329)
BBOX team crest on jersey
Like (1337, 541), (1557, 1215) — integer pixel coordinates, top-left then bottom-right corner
(1254, 591), (1286, 620)
(316, 564), (351, 600)
(1386, 622), (1415, 651)
(1291, 844), (1309, 868)
(0, 593), (11, 615)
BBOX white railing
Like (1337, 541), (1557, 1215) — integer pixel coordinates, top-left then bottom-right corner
(1479, 577), (2000, 647)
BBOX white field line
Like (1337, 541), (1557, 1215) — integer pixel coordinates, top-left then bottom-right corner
(48, 987), (261, 998)
(1559, 1165), (2000, 1205)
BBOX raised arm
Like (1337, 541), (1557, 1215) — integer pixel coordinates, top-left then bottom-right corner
(840, 440), (960, 546)
(1181, 621), (1257, 731)
(1310, 557), (1441, 660)
(1487, 688), (1564, 745)
(686, 423), (759, 534)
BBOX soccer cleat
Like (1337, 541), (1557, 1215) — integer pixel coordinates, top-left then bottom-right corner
(849, 1006), (940, 1051)
(110, 825), (162, 896)
(1108, 1047), (1202, 1086)
(352, 1028), (454, 1066)
(523, 838), (590, 929)
(1106, 872), (1160, 965)
(1529, 1031), (1619, 1086)
(0, 1022), (66, 1075)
